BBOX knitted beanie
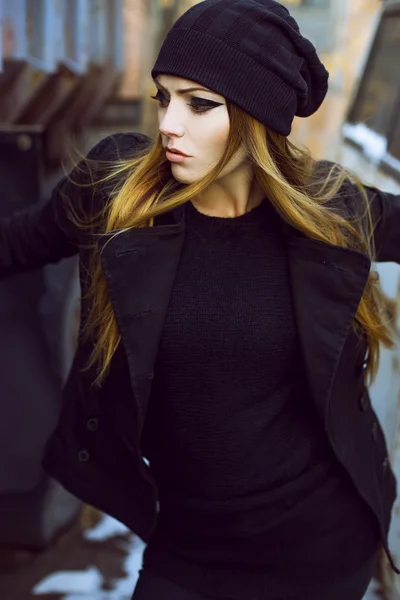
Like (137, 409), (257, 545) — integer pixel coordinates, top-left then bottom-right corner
(151, 0), (329, 136)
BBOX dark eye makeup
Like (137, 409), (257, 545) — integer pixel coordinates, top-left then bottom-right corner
(150, 90), (223, 114)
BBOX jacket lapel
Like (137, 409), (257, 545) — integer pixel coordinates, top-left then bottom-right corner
(99, 206), (186, 439)
(99, 203), (372, 438)
(283, 225), (371, 422)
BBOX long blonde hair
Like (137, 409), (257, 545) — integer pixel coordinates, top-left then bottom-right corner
(69, 104), (395, 386)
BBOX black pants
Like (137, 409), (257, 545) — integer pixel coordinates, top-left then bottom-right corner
(131, 553), (377, 600)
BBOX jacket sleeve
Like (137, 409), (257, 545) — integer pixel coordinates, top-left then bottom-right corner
(0, 132), (151, 278)
(365, 186), (400, 263)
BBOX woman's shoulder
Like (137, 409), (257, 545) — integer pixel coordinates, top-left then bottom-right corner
(311, 159), (389, 251)
(54, 132), (153, 238)
(312, 158), (370, 214)
(64, 131), (153, 209)
(85, 131), (153, 163)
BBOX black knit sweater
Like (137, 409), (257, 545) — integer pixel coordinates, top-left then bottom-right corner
(141, 199), (379, 599)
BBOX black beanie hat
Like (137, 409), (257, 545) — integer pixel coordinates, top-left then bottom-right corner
(151, 0), (329, 136)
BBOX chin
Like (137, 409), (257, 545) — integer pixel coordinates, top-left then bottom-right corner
(170, 164), (210, 185)
(170, 168), (198, 185)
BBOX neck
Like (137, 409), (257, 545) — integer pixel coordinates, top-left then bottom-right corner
(191, 165), (265, 217)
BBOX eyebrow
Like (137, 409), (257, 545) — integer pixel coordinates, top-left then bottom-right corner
(154, 80), (216, 96)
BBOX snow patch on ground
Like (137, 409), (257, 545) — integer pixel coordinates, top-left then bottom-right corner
(83, 514), (130, 542)
(32, 514), (145, 599)
(32, 567), (103, 594)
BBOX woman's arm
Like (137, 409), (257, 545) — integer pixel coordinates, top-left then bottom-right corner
(0, 132), (151, 278)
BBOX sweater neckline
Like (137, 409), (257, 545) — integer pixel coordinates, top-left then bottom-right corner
(185, 199), (268, 230)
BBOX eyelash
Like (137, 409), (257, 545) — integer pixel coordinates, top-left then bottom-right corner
(150, 91), (217, 114)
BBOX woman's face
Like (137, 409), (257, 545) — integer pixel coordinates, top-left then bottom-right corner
(153, 75), (247, 184)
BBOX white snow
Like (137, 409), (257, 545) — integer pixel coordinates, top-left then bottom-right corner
(83, 514), (130, 542)
(32, 514), (145, 599)
(32, 567), (103, 594)
(342, 122), (387, 164)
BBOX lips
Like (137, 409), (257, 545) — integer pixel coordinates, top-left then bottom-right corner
(166, 147), (189, 157)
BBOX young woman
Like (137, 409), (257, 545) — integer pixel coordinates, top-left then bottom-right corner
(1, 0), (400, 598)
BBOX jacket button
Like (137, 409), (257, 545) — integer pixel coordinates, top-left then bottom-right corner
(355, 360), (368, 376)
(87, 417), (99, 432)
(383, 457), (390, 473)
(78, 449), (90, 463)
(359, 391), (370, 411)
(371, 421), (378, 442)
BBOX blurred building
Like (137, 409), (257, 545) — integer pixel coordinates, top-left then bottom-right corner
(288, 0), (382, 159)
(120, 0), (147, 99)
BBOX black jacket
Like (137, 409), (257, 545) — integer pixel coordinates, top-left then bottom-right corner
(1, 132), (399, 570)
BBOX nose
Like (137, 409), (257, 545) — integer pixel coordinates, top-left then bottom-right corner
(159, 103), (185, 138)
